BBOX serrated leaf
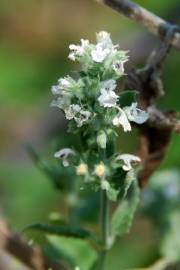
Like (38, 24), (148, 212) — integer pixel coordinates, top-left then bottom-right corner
(118, 90), (138, 107)
(23, 223), (97, 243)
(111, 181), (140, 238)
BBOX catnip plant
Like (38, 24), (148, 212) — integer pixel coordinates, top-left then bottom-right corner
(49, 31), (149, 269)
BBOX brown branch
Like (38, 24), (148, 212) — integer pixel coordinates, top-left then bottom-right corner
(125, 64), (180, 187)
(137, 107), (179, 187)
(147, 107), (180, 134)
(95, 0), (180, 50)
(0, 219), (67, 270)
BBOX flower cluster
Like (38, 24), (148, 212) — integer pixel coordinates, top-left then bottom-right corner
(51, 31), (149, 200)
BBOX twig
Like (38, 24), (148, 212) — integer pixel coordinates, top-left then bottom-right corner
(95, 0), (180, 50)
(129, 257), (180, 270)
(0, 219), (67, 270)
(147, 107), (180, 134)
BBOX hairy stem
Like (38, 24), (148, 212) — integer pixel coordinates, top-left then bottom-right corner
(99, 189), (110, 269)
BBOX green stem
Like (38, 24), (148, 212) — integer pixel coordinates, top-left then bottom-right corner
(99, 189), (110, 270)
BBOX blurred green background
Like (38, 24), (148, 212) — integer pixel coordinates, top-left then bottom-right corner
(0, 1), (179, 269)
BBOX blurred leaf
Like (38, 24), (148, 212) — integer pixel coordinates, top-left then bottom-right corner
(72, 192), (100, 223)
(24, 223), (98, 243)
(111, 181), (140, 238)
(161, 212), (180, 263)
(47, 235), (98, 270)
(141, 170), (180, 227)
(43, 240), (76, 269)
(0, 162), (60, 228)
(26, 144), (73, 191)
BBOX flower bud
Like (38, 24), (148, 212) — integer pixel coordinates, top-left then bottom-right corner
(94, 163), (106, 177)
(76, 163), (88, 176)
(97, 131), (107, 149)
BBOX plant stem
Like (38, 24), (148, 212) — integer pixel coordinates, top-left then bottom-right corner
(99, 189), (110, 270)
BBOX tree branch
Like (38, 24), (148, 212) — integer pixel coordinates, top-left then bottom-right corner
(0, 219), (67, 270)
(147, 107), (180, 134)
(95, 0), (180, 50)
(125, 64), (180, 186)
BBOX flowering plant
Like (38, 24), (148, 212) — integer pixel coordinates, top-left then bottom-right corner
(27, 31), (149, 270)
(51, 31), (148, 201)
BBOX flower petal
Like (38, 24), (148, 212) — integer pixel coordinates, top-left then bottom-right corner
(124, 103), (149, 124)
(116, 154), (141, 171)
(113, 110), (131, 132)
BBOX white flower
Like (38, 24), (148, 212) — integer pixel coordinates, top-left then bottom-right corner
(112, 103), (148, 131)
(112, 60), (127, 76)
(98, 89), (118, 107)
(124, 102), (149, 124)
(51, 85), (61, 95)
(52, 76), (81, 97)
(51, 96), (71, 110)
(65, 104), (81, 120)
(96, 31), (110, 42)
(98, 79), (118, 107)
(69, 39), (89, 61)
(113, 109), (131, 132)
(101, 79), (117, 91)
(58, 76), (82, 92)
(116, 154), (141, 171)
(91, 44), (110, 63)
(58, 77), (72, 88)
(51, 77), (85, 113)
(54, 148), (75, 167)
(65, 104), (91, 127)
(96, 31), (119, 53)
(96, 31), (113, 49)
(75, 110), (91, 127)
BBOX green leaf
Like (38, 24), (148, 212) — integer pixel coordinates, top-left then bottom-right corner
(118, 90), (137, 107)
(123, 170), (136, 198)
(23, 223), (97, 243)
(111, 180), (140, 238)
(47, 235), (98, 270)
(43, 240), (76, 269)
(106, 186), (119, 201)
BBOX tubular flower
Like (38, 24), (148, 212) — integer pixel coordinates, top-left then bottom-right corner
(124, 102), (149, 124)
(116, 154), (141, 171)
(113, 108), (131, 132)
(54, 148), (76, 167)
